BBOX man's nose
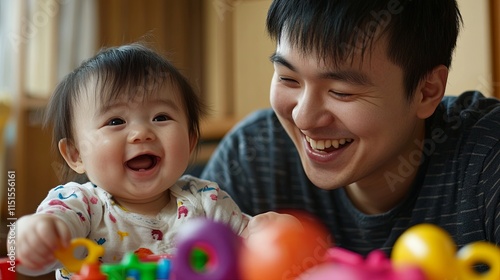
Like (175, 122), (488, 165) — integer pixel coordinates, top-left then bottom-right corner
(292, 88), (334, 130)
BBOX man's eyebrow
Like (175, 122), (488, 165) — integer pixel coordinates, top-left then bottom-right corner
(270, 52), (373, 86)
(269, 52), (296, 72)
(320, 70), (374, 86)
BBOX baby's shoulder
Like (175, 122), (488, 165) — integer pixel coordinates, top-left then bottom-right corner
(48, 181), (106, 198)
(171, 175), (221, 196)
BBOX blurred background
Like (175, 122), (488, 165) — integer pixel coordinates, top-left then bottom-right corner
(0, 0), (499, 279)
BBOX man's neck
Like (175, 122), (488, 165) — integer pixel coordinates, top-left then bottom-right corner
(344, 176), (415, 215)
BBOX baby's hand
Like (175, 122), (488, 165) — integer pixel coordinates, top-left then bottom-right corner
(14, 214), (71, 270)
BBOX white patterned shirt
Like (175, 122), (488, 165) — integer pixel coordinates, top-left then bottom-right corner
(23, 175), (249, 279)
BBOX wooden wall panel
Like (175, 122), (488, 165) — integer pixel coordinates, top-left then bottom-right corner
(490, 0), (500, 98)
(97, 0), (202, 87)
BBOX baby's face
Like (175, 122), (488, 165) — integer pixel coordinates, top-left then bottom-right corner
(67, 85), (194, 205)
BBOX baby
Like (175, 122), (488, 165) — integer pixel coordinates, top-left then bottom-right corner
(12, 43), (289, 279)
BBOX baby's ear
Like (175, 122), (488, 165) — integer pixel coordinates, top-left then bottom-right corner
(58, 138), (85, 174)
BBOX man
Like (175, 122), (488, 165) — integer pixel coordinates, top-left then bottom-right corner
(201, 0), (500, 255)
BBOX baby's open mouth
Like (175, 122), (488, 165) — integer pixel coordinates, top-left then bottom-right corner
(126, 154), (159, 171)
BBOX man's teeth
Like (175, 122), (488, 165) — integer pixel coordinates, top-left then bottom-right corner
(306, 136), (353, 150)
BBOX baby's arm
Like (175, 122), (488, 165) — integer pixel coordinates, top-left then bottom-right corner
(14, 213), (71, 272)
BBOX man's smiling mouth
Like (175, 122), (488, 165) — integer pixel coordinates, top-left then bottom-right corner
(126, 154), (160, 171)
(306, 136), (353, 152)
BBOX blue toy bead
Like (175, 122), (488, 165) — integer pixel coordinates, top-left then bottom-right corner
(156, 258), (172, 280)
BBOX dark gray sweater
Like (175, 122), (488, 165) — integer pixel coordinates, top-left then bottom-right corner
(201, 91), (500, 256)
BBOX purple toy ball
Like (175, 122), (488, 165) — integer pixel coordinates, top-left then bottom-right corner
(172, 218), (241, 280)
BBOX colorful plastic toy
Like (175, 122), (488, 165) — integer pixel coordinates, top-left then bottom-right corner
(302, 247), (425, 280)
(0, 257), (16, 280)
(172, 217), (241, 280)
(239, 210), (332, 280)
(392, 223), (500, 280)
(2, 218), (500, 280)
(54, 237), (105, 273)
(101, 253), (162, 280)
(72, 262), (108, 280)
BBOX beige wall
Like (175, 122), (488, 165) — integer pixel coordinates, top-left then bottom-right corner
(233, 0), (274, 117)
(447, 0), (493, 96)
(202, 0), (494, 123)
(203, 0), (274, 120)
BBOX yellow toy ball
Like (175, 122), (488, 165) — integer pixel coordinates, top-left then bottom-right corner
(392, 224), (457, 280)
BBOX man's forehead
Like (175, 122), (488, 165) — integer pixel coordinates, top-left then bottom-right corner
(274, 41), (353, 73)
(275, 33), (390, 71)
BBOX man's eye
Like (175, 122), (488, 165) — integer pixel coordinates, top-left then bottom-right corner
(279, 77), (298, 83)
(153, 115), (170, 122)
(330, 91), (353, 99)
(107, 118), (125, 126)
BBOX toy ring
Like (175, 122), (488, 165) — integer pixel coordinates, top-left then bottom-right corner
(54, 238), (105, 273)
(457, 241), (500, 280)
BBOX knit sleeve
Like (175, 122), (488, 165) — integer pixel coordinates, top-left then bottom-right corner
(465, 103), (500, 245)
(482, 140), (500, 245)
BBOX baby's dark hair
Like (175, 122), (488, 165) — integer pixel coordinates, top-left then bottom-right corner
(44, 43), (206, 182)
(267, 0), (462, 100)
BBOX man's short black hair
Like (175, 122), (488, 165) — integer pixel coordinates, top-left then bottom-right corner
(267, 0), (462, 100)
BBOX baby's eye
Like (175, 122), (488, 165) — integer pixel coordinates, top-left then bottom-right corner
(153, 114), (170, 122)
(107, 118), (125, 126)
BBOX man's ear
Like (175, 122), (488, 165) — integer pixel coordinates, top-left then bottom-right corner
(415, 65), (449, 119)
(58, 138), (85, 174)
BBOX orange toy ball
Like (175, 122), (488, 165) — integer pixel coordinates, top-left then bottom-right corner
(239, 210), (333, 280)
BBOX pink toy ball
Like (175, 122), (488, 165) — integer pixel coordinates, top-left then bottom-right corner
(172, 218), (241, 280)
(300, 262), (426, 280)
(300, 263), (362, 280)
(300, 248), (426, 280)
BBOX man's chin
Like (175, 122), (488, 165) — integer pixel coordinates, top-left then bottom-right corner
(308, 176), (346, 190)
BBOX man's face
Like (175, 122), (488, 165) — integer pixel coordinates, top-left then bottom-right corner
(270, 36), (426, 191)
